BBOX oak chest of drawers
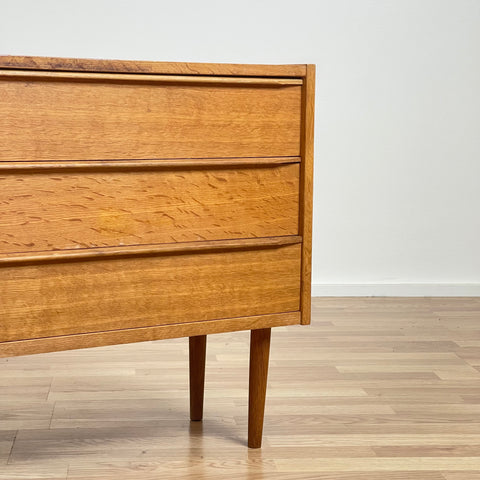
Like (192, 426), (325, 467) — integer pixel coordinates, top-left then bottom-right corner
(0, 56), (315, 448)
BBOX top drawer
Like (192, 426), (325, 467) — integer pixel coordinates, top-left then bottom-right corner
(0, 71), (302, 161)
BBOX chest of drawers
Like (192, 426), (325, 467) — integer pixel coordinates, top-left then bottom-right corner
(0, 56), (315, 448)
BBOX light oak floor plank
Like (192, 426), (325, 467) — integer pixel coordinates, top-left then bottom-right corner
(0, 297), (479, 478)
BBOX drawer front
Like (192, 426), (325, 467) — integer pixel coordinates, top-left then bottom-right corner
(0, 164), (299, 254)
(0, 244), (301, 342)
(0, 75), (301, 161)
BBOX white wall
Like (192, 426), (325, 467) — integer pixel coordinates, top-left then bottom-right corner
(1, 0), (479, 296)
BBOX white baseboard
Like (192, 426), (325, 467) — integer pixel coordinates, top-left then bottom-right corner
(312, 283), (480, 297)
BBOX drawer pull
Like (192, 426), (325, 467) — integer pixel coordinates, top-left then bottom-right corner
(0, 69), (303, 86)
(0, 157), (300, 171)
(0, 236), (302, 266)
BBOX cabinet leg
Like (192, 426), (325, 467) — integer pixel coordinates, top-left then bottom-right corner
(189, 335), (207, 421)
(248, 328), (271, 448)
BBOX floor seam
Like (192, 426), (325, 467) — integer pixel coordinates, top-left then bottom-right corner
(6, 430), (18, 465)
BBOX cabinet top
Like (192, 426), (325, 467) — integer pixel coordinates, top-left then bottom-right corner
(0, 55), (309, 78)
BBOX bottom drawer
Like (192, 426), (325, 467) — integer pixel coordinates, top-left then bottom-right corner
(0, 244), (301, 342)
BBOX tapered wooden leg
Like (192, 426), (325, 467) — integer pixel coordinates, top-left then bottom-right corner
(248, 328), (271, 448)
(189, 335), (207, 421)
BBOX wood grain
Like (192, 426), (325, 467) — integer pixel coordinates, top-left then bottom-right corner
(0, 244), (301, 342)
(0, 77), (301, 161)
(0, 55), (307, 77)
(299, 64), (315, 325)
(0, 165), (299, 254)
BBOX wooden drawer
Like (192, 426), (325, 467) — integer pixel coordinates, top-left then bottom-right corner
(0, 164), (299, 254)
(0, 71), (301, 161)
(0, 244), (301, 342)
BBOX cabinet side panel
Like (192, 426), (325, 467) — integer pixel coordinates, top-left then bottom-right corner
(300, 65), (315, 325)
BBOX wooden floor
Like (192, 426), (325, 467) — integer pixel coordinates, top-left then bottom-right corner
(1, 297), (480, 479)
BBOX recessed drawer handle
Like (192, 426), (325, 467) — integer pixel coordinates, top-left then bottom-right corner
(0, 157), (301, 172)
(0, 69), (303, 86)
(0, 236), (302, 266)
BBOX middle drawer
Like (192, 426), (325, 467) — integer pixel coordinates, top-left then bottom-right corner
(0, 163), (299, 254)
